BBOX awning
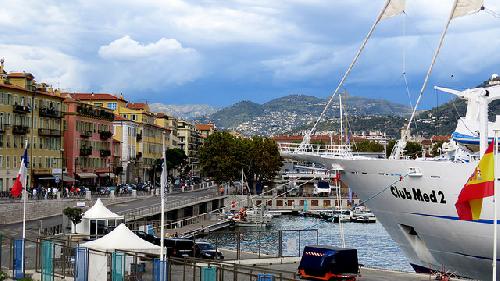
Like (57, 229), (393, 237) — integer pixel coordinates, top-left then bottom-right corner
(98, 173), (116, 178)
(63, 175), (77, 182)
(76, 173), (98, 179)
(38, 176), (55, 180)
(48, 174), (77, 182)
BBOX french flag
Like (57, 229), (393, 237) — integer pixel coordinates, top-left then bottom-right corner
(11, 147), (28, 198)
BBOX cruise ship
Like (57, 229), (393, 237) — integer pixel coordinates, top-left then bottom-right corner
(280, 82), (500, 280)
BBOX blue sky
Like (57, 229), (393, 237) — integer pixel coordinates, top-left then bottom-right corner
(0, 0), (498, 109)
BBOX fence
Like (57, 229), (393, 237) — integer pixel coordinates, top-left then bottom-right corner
(0, 232), (302, 281)
(206, 229), (318, 260)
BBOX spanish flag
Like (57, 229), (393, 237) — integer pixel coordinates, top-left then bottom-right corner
(455, 141), (495, 220)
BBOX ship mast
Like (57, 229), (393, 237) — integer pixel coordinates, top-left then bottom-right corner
(391, 0), (485, 159)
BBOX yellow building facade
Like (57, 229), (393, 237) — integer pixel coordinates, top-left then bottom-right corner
(0, 66), (65, 192)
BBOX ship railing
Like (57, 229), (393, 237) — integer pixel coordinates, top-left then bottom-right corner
(278, 142), (353, 158)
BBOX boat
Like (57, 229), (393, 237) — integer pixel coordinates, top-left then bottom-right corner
(232, 207), (273, 227)
(278, 1), (500, 279)
(320, 209), (352, 223)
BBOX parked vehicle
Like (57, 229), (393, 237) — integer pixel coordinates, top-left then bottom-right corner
(298, 245), (358, 281)
(164, 238), (194, 257)
(194, 241), (224, 260)
(133, 230), (160, 245)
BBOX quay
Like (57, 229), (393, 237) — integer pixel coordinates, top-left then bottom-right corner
(0, 183), (225, 239)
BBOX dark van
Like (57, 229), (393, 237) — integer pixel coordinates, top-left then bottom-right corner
(165, 238), (194, 258)
(298, 245), (358, 281)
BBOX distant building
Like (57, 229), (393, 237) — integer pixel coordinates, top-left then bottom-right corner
(177, 120), (202, 176)
(195, 123), (216, 139)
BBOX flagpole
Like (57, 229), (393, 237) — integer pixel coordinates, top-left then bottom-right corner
(494, 122), (499, 280)
(160, 133), (166, 261)
(22, 139), (28, 275)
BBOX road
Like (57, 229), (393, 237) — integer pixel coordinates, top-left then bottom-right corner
(0, 187), (219, 240)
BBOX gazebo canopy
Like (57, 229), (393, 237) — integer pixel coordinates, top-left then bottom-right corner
(83, 198), (123, 220)
(81, 224), (161, 254)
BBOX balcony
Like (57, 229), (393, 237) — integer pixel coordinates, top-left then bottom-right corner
(80, 146), (92, 156)
(136, 133), (142, 142)
(100, 149), (111, 157)
(39, 107), (62, 118)
(76, 105), (114, 121)
(99, 130), (113, 140)
(80, 130), (93, 138)
(38, 128), (62, 137)
(12, 125), (29, 135)
(13, 104), (31, 114)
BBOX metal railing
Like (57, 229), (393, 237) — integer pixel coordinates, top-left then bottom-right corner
(119, 193), (223, 221)
(278, 142), (353, 158)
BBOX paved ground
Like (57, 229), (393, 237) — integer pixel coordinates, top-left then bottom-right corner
(0, 187), (218, 239)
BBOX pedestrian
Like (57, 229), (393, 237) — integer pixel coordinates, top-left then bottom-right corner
(174, 232), (179, 237)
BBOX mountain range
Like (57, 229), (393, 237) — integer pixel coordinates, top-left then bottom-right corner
(149, 103), (219, 120)
(206, 94), (413, 136)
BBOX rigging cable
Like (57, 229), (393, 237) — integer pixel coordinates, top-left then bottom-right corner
(305, 0), (393, 139)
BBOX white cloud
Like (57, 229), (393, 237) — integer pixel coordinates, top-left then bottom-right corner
(98, 35), (195, 60)
(0, 44), (87, 91)
(96, 36), (202, 91)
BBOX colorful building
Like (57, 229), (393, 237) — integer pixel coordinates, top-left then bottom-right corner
(112, 114), (140, 184)
(122, 103), (165, 184)
(0, 62), (65, 192)
(195, 123), (216, 139)
(155, 113), (176, 148)
(64, 96), (117, 187)
(177, 120), (202, 176)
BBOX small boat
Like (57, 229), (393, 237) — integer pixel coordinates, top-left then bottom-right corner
(320, 209), (352, 223)
(350, 207), (376, 223)
(233, 207), (272, 227)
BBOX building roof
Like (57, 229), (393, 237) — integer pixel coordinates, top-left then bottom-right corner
(126, 102), (149, 110)
(431, 135), (450, 142)
(0, 83), (64, 99)
(7, 72), (34, 79)
(69, 93), (128, 103)
(196, 124), (214, 131)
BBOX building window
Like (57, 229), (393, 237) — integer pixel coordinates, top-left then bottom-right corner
(94, 102), (103, 107)
(107, 102), (117, 110)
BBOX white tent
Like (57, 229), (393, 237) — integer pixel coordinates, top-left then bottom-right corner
(81, 224), (161, 281)
(81, 223), (161, 254)
(74, 198), (124, 235)
(84, 198), (123, 219)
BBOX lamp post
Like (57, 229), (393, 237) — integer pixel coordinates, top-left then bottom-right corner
(60, 148), (64, 193)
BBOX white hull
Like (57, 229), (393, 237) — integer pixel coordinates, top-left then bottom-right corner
(287, 152), (498, 280)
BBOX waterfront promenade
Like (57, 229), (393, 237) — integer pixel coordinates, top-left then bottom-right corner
(0, 184), (223, 239)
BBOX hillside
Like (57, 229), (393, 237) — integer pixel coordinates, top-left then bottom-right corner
(208, 94), (412, 135)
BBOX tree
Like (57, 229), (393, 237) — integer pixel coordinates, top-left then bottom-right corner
(352, 140), (384, 152)
(165, 148), (188, 171)
(405, 141), (422, 159)
(63, 207), (83, 234)
(199, 132), (283, 193)
(386, 140), (396, 158)
(431, 141), (445, 156)
(199, 132), (242, 183)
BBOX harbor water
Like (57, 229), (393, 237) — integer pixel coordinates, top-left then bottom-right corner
(205, 215), (413, 272)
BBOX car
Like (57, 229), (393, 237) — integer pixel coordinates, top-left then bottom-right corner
(133, 230), (160, 245)
(194, 241), (224, 260)
(164, 238), (194, 258)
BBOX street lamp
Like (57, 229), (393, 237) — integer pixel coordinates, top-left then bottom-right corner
(60, 148), (64, 192)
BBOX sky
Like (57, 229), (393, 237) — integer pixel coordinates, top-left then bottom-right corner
(0, 0), (499, 109)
